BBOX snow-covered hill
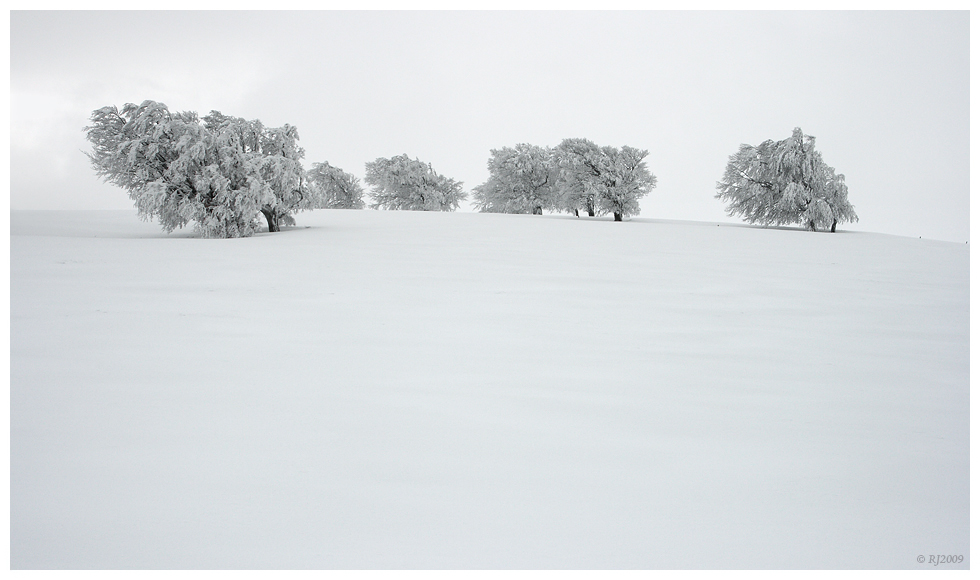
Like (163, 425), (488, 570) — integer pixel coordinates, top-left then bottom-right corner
(9, 209), (970, 569)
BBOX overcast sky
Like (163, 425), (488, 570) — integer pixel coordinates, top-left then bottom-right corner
(9, 10), (970, 242)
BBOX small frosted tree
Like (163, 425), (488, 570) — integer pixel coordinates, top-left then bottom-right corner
(554, 138), (657, 221)
(85, 100), (309, 237)
(364, 154), (465, 211)
(594, 145), (657, 221)
(473, 144), (557, 214)
(554, 138), (601, 217)
(306, 161), (365, 209)
(716, 128), (858, 232)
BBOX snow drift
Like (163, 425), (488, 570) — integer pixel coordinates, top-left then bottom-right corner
(9, 209), (969, 569)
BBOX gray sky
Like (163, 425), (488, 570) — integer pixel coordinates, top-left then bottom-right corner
(9, 10), (970, 242)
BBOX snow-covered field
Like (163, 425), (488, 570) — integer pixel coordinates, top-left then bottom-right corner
(9, 209), (969, 569)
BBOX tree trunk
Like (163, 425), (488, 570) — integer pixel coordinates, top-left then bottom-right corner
(830, 219), (838, 233)
(614, 212), (623, 222)
(261, 208), (280, 232)
(573, 209), (579, 217)
(806, 220), (816, 232)
(533, 206), (543, 215)
(587, 208), (595, 217)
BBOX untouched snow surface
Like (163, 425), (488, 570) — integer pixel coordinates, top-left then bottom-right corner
(10, 209), (970, 569)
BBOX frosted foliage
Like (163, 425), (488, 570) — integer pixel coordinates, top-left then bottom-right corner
(594, 145), (657, 219)
(473, 144), (557, 214)
(554, 138), (657, 220)
(306, 162), (366, 209)
(716, 128), (858, 232)
(364, 154), (465, 211)
(85, 101), (308, 238)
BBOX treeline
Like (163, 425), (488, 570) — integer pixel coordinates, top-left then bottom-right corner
(473, 140), (656, 222)
(85, 100), (856, 238)
(86, 101), (359, 238)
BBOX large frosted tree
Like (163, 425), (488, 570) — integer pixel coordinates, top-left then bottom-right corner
(554, 138), (657, 221)
(85, 100), (309, 237)
(472, 144), (557, 214)
(306, 161), (365, 209)
(364, 154), (465, 211)
(716, 128), (858, 232)
(202, 110), (308, 232)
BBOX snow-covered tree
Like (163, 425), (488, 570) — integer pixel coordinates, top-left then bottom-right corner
(202, 110), (309, 232)
(554, 138), (657, 221)
(85, 100), (309, 237)
(553, 138), (601, 217)
(472, 144), (557, 214)
(306, 161), (365, 209)
(595, 145), (657, 221)
(364, 154), (465, 211)
(716, 128), (858, 232)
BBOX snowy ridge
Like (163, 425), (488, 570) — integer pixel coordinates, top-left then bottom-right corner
(10, 209), (969, 569)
